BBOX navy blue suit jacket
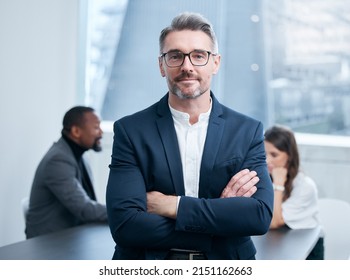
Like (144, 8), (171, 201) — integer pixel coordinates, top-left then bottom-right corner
(106, 93), (273, 259)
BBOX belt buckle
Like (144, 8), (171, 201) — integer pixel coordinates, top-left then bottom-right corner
(189, 252), (201, 260)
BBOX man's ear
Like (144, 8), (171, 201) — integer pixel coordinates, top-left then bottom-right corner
(212, 54), (221, 75)
(70, 125), (81, 139)
(159, 56), (166, 77)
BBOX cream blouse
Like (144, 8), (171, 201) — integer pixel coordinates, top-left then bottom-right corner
(282, 172), (321, 229)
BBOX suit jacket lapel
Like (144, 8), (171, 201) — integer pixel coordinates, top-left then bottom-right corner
(199, 96), (225, 198)
(156, 95), (185, 196)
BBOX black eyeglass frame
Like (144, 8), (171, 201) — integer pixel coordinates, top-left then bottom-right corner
(160, 50), (217, 68)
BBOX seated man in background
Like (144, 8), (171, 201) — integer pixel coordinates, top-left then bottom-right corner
(25, 106), (107, 238)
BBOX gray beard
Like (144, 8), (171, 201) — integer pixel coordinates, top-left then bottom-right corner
(172, 87), (206, 100)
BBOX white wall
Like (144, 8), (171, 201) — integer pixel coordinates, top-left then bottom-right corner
(296, 133), (350, 203)
(0, 0), (80, 247)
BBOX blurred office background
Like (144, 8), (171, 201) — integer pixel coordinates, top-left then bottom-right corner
(0, 0), (350, 248)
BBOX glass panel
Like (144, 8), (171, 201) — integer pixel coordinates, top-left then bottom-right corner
(82, 0), (270, 126)
(83, 0), (128, 114)
(82, 0), (350, 136)
(265, 0), (350, 135)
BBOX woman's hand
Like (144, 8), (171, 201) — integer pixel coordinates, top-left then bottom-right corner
(271, 167), (287, 186)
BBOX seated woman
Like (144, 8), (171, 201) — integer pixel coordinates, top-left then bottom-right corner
(264, 125), (324, 260)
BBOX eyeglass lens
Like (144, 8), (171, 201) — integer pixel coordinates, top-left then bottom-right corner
(165, 50), (209, 67)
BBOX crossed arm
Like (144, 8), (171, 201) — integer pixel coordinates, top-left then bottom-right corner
(147, 169), (259, 219)
(107, 119), (273, 250)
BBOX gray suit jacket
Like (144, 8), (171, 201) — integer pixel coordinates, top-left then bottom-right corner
(25, 137), (107, 238)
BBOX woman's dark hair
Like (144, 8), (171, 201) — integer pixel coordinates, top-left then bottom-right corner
(264, 125), (299, 200)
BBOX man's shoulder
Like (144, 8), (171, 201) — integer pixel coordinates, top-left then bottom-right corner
(40, 138), (74, 164)
(48, 137), (71, 153)
(33, 141), (75, 181)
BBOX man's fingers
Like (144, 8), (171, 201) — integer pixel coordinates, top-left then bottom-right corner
(220, 169), (260, 198)
(221, 182), (258, 198)
(229, 170), (257, 192)
(228, 169), (250, 185)
(242, 186), (258, 197)
(235, 176), (259, 196)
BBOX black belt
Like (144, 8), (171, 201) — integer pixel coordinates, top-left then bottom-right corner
(166, 250), (207, 260)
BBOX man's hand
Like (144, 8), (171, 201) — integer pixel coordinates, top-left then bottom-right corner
(147, 191), (177, 219)
(147, 169), (259, 218)
(220, 169), (259, 198)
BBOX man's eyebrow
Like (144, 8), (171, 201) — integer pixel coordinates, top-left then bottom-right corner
(164, 49), (181, 53)
(164, 49), (207, 53)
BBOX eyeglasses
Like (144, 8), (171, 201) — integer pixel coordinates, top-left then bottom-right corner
(161, 50), (216, 67)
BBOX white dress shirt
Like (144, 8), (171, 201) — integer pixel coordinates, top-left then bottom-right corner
(169, 101), (212, 198)
(282, 172), (321, 229)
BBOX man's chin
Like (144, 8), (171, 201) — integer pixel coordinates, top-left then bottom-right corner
(174, 89), (203, 100)
(92, 144), (102, 152)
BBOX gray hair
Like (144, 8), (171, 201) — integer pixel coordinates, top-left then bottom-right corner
(159, 12), (218, 54)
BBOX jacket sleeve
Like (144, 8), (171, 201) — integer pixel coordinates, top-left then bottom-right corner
(45, 155), (107, 222)
(176, 121), (274, 236)
(106, 118), (273, 251)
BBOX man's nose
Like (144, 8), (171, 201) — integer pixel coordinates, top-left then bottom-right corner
(181, 55), (194, 70)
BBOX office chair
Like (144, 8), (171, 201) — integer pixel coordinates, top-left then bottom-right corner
(318, 198), (350, 260)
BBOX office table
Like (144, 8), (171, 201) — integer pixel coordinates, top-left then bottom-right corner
(0, 224), (321, 260)
(0, 223), (114, 260)
(252, 225), (321, 260)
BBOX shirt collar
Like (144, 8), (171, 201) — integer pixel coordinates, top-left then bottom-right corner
(169, 98), (212, 125)
(62, 133), (87, 160)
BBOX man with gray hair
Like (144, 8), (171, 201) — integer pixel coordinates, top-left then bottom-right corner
(106, 12), (273, 260)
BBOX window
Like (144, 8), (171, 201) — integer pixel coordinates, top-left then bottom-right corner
(81, 0), (350, 136)
(80, 0), (128, 115)
(265, 0), (350, 135)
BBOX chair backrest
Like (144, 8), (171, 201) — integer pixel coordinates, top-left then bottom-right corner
(21, 197), (30, 221)
(318, 198), (350, 260)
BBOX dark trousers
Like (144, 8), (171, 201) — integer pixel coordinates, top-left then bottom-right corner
(306, 237), (324, 260)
